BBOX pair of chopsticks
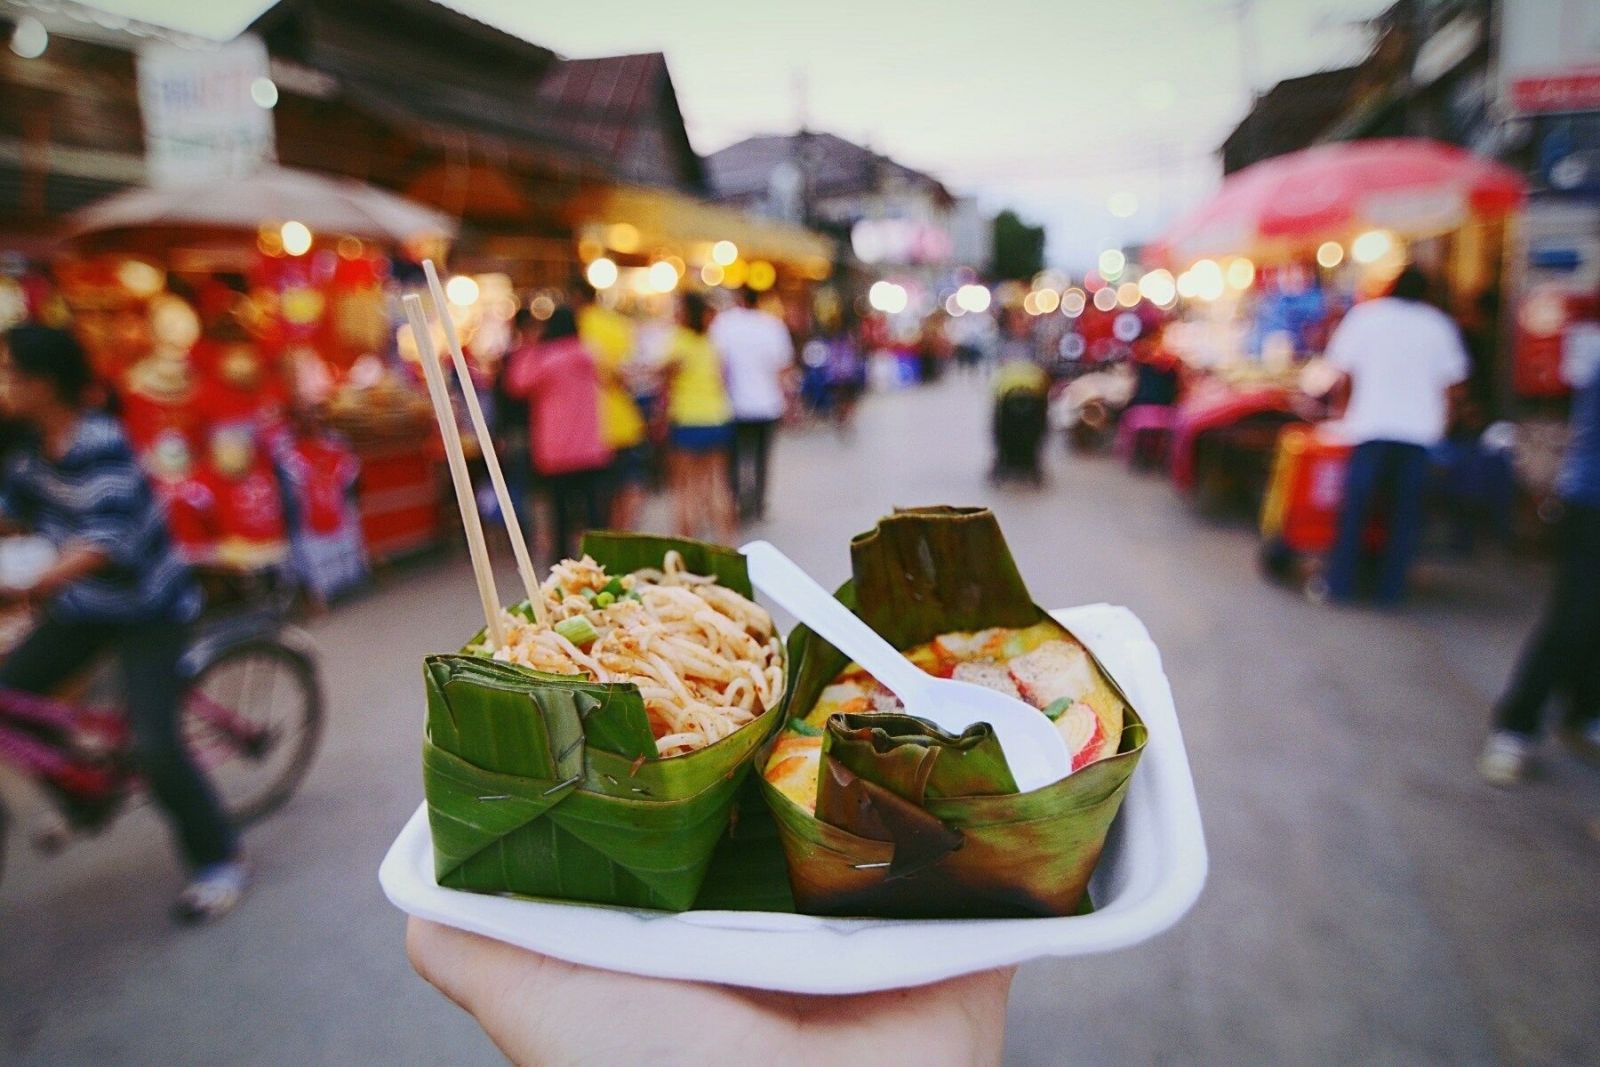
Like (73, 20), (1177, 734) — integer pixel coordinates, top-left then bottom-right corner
(402, 260), (547, 650)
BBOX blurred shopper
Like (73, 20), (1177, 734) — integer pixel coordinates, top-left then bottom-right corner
(1480, 316), (1600, 785)
(0, 326), (246, 922)
(990, 349), (1050, 485)
(1322, 266), (1468, 605)
(491, 319), (534, 534)
(662, 293), (735, 542)
(574, 282), (648, 531)
(505, 308), (611, 561)
(710, 288), (792, 522)
(820, 316), (867, 433)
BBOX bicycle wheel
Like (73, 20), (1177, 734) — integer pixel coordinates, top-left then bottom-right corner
(181, 639), (323, 826)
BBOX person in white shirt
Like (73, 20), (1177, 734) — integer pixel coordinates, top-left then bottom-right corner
(1323, 265), (1468, 604)
(710, 289), (794, 521)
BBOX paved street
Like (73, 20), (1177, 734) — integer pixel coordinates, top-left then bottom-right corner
(3, 378), (1598, 1067)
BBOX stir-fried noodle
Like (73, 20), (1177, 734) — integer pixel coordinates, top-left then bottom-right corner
(493, 552), (783, 756)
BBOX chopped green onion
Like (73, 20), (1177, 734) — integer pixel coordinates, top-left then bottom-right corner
(594, 591), (615, 608)
(580, 587), (598, 601)
(554, 616), (600, 646)
(603, 577), (626, 597)
(1042, 697), (1073, 721)
(789, 718), (823, 736)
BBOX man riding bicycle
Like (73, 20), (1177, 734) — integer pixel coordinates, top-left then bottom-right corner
(0, 325), (246, 922)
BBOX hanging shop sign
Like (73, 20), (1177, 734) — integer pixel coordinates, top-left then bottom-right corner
(137, 35), (276, 187)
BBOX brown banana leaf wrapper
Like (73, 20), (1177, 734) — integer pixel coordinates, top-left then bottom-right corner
(424, 533), (785, 912)
(760, 507), (1146, 918)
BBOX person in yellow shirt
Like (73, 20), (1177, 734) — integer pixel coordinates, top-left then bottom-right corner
(575, 283), (648, 530)
(661, 292), (734, 543)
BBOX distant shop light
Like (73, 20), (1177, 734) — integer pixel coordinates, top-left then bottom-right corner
(606, 223), (640, 253)
(10, 16), (47, 59)
(1188, 258), (1224, 301)
(586, 256), (619, 290)
(1060, 287), (1087, 317)
(648, 260), (680, 293)
(1092, 286), (1119, 312)
(529, 293), (556, 320)
(1022, 291), (1042, 316)
(1116, 281), (1141, 308)
(250, 77), (279, 109)
(945, 293), (965, 316)
(955, 283), (991, 314)
(116, 259), (165, 299)
(1316, 241), (1344, 269)
(1033, 287), (1060, 314)
(868, 280), (908, 314)
(700, 262), (724, 287)
(1351, 229), (1393, 265)
(1098, 248), (1126, 279)
(721, 259), (749, 288)
(747, 260), (777, 292)
(711, 240), (738, 266)
(445, 275), (480, 307)
(280, 221), (312, 256)
(1138, 269), (1176, 307)
(1226, 257), (1255, 290)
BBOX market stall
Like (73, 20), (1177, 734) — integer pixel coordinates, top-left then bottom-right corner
(58, 165), (458, 583)
(1150, 138), (1526, 514)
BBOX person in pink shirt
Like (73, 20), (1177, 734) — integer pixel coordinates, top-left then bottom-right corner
(504, 306), (612, 562)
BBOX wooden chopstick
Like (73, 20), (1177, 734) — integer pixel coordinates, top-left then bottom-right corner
(422, 260), (547, 624)
(402, 293), (505, 650)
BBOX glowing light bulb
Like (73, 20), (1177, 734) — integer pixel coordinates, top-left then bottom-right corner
(585, 257), (619, 290)
(445, 275), (480, 307)
(280, 221), (312, 256)
(1351, 230), (1394, 265)
(1317, 241), (1345, 269)
(711, 240), (738, 266)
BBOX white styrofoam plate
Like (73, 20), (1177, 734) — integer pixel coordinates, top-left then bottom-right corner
(380, 604), (1207, 994)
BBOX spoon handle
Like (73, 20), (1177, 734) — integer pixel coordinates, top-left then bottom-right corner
(741, 541), (929, 699)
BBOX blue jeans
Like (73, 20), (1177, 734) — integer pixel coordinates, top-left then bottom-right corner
(1325, 440), (1429, 604)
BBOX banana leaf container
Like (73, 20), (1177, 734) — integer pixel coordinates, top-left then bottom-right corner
(423, 533), (785, 911)
(759, 507), (1147, 919)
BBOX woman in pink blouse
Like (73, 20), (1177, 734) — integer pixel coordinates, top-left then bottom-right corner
(504, 306), (612, 561)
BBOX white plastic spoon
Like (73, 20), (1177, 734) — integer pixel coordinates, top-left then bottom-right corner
(741, 540), (1072, 792)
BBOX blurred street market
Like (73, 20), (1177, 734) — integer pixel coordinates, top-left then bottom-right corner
(1, 0), (1599, 1065)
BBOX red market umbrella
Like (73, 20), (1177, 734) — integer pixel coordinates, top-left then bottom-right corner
(1152, 138), (1525, 266)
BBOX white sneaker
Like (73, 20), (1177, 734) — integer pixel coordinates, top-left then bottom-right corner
(173, 857), (251, 924)
(1478, 732), (1533, 786)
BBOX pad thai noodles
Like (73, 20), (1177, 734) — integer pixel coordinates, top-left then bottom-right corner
(488, 551), (784, 757)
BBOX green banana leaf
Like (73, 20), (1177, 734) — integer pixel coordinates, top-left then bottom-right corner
(423, 532), (785, 911)
(759, 507), (1147, 919)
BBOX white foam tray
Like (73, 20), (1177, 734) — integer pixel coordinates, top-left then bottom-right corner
(380, 604), (1207, 994)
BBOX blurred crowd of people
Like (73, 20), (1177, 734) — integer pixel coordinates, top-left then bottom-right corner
(491, 283), (845, 558)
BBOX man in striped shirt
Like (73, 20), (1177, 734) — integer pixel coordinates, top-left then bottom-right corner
(0, 326), (245, 922)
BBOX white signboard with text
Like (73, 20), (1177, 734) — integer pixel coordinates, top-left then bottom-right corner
(137, 36), (275, 187)
(1499, 0), (1600, 115)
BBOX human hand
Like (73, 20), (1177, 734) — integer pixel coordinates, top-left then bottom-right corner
(406, 918), (1013, 1067)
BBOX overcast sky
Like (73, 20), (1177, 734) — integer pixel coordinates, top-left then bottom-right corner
(93, 0), (1389, 269)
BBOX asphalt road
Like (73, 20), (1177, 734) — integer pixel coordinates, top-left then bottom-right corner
(3, 376), (1597, 1067)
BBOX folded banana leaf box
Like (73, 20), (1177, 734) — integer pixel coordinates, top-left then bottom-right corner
(421, 534), (784, 912)
(760, 509), (1146, 919)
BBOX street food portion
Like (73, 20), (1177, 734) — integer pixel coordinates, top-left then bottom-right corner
(491, 551), (785, 756)
(765, 618), (1126, 813)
